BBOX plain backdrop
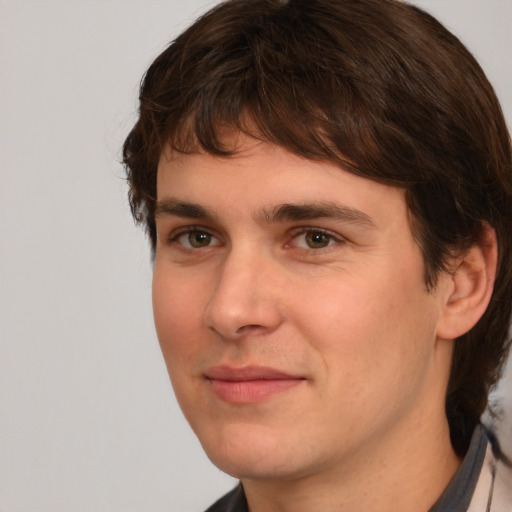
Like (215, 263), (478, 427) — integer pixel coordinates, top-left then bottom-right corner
(0, 1), (511, 511)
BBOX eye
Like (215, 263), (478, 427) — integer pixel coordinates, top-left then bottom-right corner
(170, 229), (221, 249)
(292, 229), (338, 249)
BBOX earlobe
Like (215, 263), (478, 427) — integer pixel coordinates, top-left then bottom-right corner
(436, 225), (497, 340)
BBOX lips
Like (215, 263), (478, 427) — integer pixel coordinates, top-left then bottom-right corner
(204, 365), (305, 403)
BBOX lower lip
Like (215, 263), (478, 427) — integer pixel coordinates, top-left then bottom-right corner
(208, 378), (304, 403)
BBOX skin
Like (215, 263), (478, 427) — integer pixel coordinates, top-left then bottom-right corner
(152, 134), (463, 512)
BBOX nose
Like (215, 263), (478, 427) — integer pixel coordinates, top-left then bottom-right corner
(204, 248), (284, 340)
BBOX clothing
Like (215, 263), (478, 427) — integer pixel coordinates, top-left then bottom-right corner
(204, 485), (247, 512)
(204, 425), (512, 512)
(430, 425), (512, 512)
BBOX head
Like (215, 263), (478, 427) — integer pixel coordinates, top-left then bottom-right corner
(123, 0), (512, 458)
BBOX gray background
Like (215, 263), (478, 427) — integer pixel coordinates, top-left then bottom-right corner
(0, 1), (510, 511)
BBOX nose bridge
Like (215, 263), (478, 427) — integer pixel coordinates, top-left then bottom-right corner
(204, 241), (282, 339)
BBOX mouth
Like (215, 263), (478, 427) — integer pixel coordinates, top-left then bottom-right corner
(204, 365), (306, 404)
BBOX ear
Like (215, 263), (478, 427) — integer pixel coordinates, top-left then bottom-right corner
(436, 224), (497, 340)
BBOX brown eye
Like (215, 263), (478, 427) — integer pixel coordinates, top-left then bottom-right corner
(304, 231), (333, 249)
(290, 229), (339, 250)
(186, 231), (212, 248)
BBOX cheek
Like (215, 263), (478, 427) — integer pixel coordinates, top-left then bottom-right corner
(293, 263), (436, 383)
(152, 270), (206, 367)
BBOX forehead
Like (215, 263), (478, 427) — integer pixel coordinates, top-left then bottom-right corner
(156, 135), (409, 230)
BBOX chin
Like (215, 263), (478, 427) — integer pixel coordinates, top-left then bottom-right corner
(197, 423), (308, 480)
(207, 452), (305, 481)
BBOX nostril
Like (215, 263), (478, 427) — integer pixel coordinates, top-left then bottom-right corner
(204, 274), (284, 339)
(236, 324), (265, 334)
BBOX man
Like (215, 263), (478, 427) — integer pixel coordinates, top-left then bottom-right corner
(123, 0), (512, 510)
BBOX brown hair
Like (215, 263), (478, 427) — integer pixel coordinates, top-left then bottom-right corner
(123, 0), (512, 456)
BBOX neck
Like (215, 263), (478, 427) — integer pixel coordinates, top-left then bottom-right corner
(242, 412), (461, 512)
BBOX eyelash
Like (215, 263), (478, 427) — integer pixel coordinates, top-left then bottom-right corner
(288, 227), (344, 250)
(167, 226), (220, 249)
(166, 225), (344, 251)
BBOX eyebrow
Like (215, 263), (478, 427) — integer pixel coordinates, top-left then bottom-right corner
(155, 199), (216, 220)
(262, 202), (376, 227)
(155, 199), (376, 228)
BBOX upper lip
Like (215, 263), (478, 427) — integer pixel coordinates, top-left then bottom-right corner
(204, 365), (303, 381)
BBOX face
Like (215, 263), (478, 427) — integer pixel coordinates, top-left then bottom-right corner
(153, 135), (453, 483)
